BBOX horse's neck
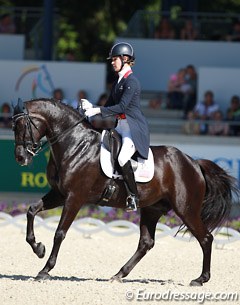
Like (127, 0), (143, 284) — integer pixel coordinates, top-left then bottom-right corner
(48, 124), (100, 168)
(30, 100), (84, 137)
(28, 99), (98, 150)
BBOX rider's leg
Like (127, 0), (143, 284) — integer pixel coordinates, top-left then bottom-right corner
(121, 160), (139, 212)
(118, 136), (138, 212)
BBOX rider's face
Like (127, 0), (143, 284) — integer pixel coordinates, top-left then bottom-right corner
(111, 56), (122, 72)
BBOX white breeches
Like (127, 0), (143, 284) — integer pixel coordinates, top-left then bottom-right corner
(115, 119), (136, 167)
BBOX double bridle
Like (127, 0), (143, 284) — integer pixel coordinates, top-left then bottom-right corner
(12, 110), (87, 157)
(12, 111), (43, 156)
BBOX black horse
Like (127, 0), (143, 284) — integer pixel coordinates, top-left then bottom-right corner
(12, 98), (238, 285)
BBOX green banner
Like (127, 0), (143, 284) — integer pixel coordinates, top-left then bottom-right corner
(0, 139), (50, 193)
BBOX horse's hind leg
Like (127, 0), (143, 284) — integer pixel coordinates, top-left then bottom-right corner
(180, 211), (213, 286)
(111, 203), (168, 282)
(26, 189), (64, 259)
(190, 221), (213, 286)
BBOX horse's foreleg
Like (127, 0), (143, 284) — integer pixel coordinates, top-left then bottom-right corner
(26, 199), (45, 258)
(26, 189), (64, 259)
(111, 206), (163, 282)
(35, 199), (82, 280)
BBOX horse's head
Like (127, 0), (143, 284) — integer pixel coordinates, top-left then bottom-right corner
(12, 98), (45, 166)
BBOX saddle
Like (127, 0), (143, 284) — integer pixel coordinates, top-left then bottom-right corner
(100, 130), (154, 183)
(98, 129), (154, 205)
(101, 129), (122, 174)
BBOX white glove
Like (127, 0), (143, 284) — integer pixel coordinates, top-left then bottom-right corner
(85, 107), (101, 117)
(80, 99), (93, 110)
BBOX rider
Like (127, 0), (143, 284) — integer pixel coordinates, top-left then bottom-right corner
(82, 42), (150, 211)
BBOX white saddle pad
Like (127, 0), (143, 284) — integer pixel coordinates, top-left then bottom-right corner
(100, 131), (154, 183)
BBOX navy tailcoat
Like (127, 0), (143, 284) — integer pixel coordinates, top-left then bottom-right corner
(100, 73), (150, 160)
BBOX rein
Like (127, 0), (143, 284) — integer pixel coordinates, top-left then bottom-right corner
(42, 115), (87, 151)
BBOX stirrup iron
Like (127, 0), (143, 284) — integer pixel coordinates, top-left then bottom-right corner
(125, 194), (138, 212)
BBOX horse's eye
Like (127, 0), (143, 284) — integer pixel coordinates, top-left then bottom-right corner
(32, 143), (38, 150)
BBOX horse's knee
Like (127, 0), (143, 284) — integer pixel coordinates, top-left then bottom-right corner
(27, 202), (42, 218)
(54, 230), (66, 244)
(27, 206), (35, 219)
(139, 237), (154, 254)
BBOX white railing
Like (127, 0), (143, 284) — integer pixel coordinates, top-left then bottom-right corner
(0, 212), (239, 247)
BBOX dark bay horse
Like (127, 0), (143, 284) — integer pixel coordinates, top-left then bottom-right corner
(12, 98), (238, 285)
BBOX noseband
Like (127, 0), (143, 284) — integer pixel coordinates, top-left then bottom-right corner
(12, 111), (42, 156)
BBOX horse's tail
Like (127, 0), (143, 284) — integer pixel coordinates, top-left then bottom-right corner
(197, 159), (239, 232)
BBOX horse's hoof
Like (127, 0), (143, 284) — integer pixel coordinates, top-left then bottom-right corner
(190, 279), (203, 286)
(110, 275), (123, 283)
(35, 242), (46, 258)
(35, 271), (51, 281)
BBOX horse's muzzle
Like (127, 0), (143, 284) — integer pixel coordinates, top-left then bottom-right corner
(15, 145), (33, 166)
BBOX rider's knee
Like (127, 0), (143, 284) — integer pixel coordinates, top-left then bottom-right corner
(118, 153), (129, 167)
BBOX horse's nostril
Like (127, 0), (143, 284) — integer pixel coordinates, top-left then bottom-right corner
(16, 155), (24, 163)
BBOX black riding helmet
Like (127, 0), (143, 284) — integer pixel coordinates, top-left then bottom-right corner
(107, 42), (135, 71)
(107, 42), (135, 60)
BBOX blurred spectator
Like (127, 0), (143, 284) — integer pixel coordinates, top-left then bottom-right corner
(226, 95), (240, 135)
(167, 68), (192, 109)
(182, 64), (198, 118)
(0, 13), (16, 34)
(148, 95), (162, 109)
(154, 17), (175, 39)
(64, 49), (77, 61)
(226, 21), (240, 42)
(182, 111), (200, 135)
(52, 88), (69, 105)
(180, 19), (199, 40)
(71, 90), (88, 109)
(226, 95), (240, 119)
(208, 110), (229, 136)
(0, 102), (12, 128)
(192, 90), (219, 134)
(96, 93), (108, 106)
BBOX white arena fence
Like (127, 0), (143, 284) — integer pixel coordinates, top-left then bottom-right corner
(0, 212), (240, 246)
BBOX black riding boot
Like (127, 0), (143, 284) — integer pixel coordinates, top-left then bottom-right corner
(121, 161), (139, 212)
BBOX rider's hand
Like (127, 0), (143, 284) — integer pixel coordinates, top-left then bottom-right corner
(85, 107), (101, 117)
(80, 99), (93, 110)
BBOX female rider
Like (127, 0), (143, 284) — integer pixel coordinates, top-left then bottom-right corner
(82, 42), (150, 211)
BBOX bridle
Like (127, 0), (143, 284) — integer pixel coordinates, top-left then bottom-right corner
(12, 111), (43, 156)
(12, 109), (87, 157)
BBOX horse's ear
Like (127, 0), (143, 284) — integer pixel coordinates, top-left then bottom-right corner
(11, 100), (15, 110)
(13, 97), (25, 115)
(17, 97), (24, 110)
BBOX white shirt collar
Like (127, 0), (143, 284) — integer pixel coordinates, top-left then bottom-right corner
(118, 66), (132, 83)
